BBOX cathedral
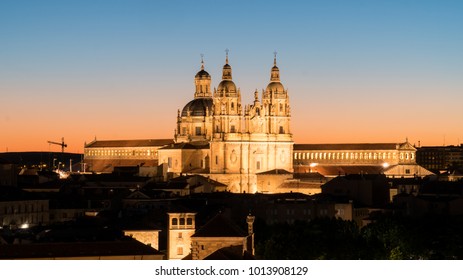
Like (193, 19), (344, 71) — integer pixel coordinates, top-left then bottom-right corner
(157, 52), (293, 193)
(83, 52), (433, 194)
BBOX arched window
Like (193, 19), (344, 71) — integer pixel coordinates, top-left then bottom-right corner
(187, 218), (193, 225)
(180, 218), (185, 225)
(172, 218), (178, 225)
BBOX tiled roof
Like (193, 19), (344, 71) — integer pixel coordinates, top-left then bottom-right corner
(0, 239), (162, 259)
(310, 165), (385, 176)
(294, 143), (401, 151)
(86, 159), (159, 172)
(257, 169), (292, 175)
(203, 245), (254, 260)
(85, 139), (173, 148)
(160, 142), (210, 150)
(192, 213), (247, 238)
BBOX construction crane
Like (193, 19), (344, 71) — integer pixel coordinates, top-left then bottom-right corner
(48, 137), (67, 153)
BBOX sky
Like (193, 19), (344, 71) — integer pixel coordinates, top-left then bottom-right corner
(1, 0), (462, 153)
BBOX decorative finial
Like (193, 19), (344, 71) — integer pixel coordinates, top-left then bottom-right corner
(225, 48), (229, 64)
(200, 53), (204, 70)
(273, 51), (277, 66)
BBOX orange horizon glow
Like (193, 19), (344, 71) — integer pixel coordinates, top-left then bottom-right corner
(2, 2), (462, 153)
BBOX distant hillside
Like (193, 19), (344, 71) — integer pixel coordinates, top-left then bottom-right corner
(0, 152), (83, 171)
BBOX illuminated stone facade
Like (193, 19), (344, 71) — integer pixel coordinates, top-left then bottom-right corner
(294, 142), (433, 178)
(158, 53), (293, 193)
(167, 212), (196, 260)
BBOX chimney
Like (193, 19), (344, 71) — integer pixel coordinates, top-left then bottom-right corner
(246, 214), (255, 235)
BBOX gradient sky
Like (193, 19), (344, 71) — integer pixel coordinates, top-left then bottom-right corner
(1, 0), (462, 153)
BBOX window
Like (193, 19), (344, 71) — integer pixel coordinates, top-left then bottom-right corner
(182, 127), (186, 135)
(405, 169), (410, 174)
(172, 218), (178, 225)
(180, 218), (185, 225)
(168, 157), (172, 168)
(279, 126), (284, 134)
(178, 232), (182, 238)
(195, 127), (201, 136)
(231, 102), (234, 110)
(177, 247), (183, 255)
(216, 156), (219, 165)
(187, 218), (193, 225)
(256, 161), (261, 170)
(230, 125), (236, 133)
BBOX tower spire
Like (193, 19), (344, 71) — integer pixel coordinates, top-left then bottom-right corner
(270, 52), (280, 82)
(225, 48), (229, 64)
(200, 53), (204, 70)
(222, 48), (232, 80)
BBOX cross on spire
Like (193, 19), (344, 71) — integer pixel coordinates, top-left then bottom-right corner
(200, 53), (204, 70)
(273, 51), (277, 66)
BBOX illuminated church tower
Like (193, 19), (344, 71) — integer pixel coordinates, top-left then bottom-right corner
(175, 56), (213, 143)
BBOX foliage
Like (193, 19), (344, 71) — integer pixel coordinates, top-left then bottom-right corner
(255, 215), (463, 260)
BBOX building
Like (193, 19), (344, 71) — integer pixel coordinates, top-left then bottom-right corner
(190, 213), (254, 260)
(294, 142), (433, 178)
(85, 53), (294, 193)
(0, 239), (164, 260)
(166, 212), (196, 260)
(0, 158), (17, 187)
(158, 53), (293, 193)
(83, 53), (432, 193)
(416, 145), (463, 173)
(84, 139), (173, 173)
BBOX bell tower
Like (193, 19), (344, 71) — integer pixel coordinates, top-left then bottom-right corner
(212, 49), (242, 136)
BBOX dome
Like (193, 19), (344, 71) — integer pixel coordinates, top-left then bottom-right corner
(181, 98), (213, 117)
(195, 69), (210, 78)
(217, 80), (237, 93)
(266, 81), (284, 93)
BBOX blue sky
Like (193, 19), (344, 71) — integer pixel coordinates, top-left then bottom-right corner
(1, 0), (462, 152)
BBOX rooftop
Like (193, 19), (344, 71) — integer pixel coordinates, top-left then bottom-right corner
(85, 139), (173, 148)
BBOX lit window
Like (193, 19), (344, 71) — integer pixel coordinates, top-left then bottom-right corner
(177, 247), (183, 255)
